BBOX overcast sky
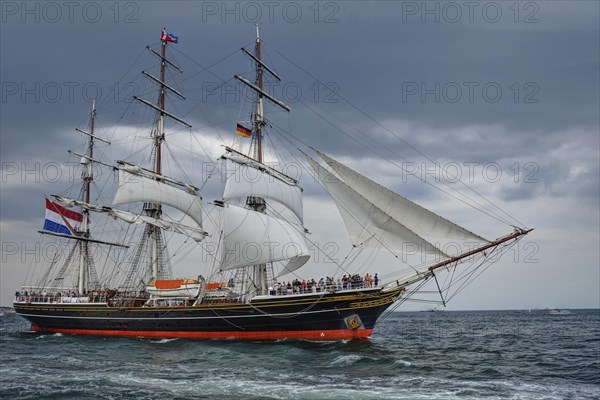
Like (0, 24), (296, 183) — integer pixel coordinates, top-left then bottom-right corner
(1, 1), (598, 309)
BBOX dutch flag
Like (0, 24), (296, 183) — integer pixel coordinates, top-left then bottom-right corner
(43, 198), (82, 236)
(160, 30), (178, 44)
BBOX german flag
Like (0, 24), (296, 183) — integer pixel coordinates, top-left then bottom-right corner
(235, 124), (252, 138)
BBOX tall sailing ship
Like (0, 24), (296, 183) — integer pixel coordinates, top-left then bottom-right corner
(13, 28), (532, 340)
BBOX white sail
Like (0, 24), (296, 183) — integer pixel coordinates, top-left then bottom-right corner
(53, 196), (206, 242)
(112, 169), (203, 228)
(315, 150), (487, 243)
(306, 155), (447, 258)
(222, 156), (303, 222)
(221, 205), (310, 275)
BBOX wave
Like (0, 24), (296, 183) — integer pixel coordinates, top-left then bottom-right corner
(329, 354), (367, 366)
(2, 310), (599, 399)
(147, 338), (179, 344)
(393, 359), (412, 367)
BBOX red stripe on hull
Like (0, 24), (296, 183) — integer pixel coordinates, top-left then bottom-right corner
(30, 324), (372, 341)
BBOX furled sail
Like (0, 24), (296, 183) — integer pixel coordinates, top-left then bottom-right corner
(54, 196), (207, 242)
(112, 168), (204, 228)
(314, 150), (487, 243)
(220, 205), (310, 276)
(108, 209), (206, 242)
(222, 155), (303, 222)
(305, 155), (447, 258)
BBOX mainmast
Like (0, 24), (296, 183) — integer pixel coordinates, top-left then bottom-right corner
(156, 36), (166, 175)
(135, 29), (190, 281)
(150, 34), (167, 280)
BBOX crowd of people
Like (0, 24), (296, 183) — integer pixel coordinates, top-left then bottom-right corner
(270, 273), (379, 296)
(15, 273), (383, 303)
(14, 289), (115, 304)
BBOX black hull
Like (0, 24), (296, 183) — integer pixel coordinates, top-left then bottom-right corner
(14, 288), (403, 340)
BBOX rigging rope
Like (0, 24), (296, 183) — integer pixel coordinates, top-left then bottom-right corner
(274, 48), (526, 229)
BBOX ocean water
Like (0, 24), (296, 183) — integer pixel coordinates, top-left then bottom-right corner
(1, 310), (598, 400)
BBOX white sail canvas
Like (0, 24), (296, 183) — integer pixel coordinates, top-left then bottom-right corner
(113, 169), (204, 228)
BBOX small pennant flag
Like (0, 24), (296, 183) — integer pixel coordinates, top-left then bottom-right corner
(161, 30), (178, 44)
(235, 123), (252, 139)
(43, 198), (82, 235)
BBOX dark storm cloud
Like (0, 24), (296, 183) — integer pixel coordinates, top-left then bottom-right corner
(2, 1), (597, 144)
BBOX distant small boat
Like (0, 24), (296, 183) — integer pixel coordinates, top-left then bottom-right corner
(421, 305), (445, 312)
(547, 308), (571, 315)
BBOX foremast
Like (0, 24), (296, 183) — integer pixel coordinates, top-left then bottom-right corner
(232, 25), (291, 295)
(249, 25), (267, 295)
(254, 24), (264, 163)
